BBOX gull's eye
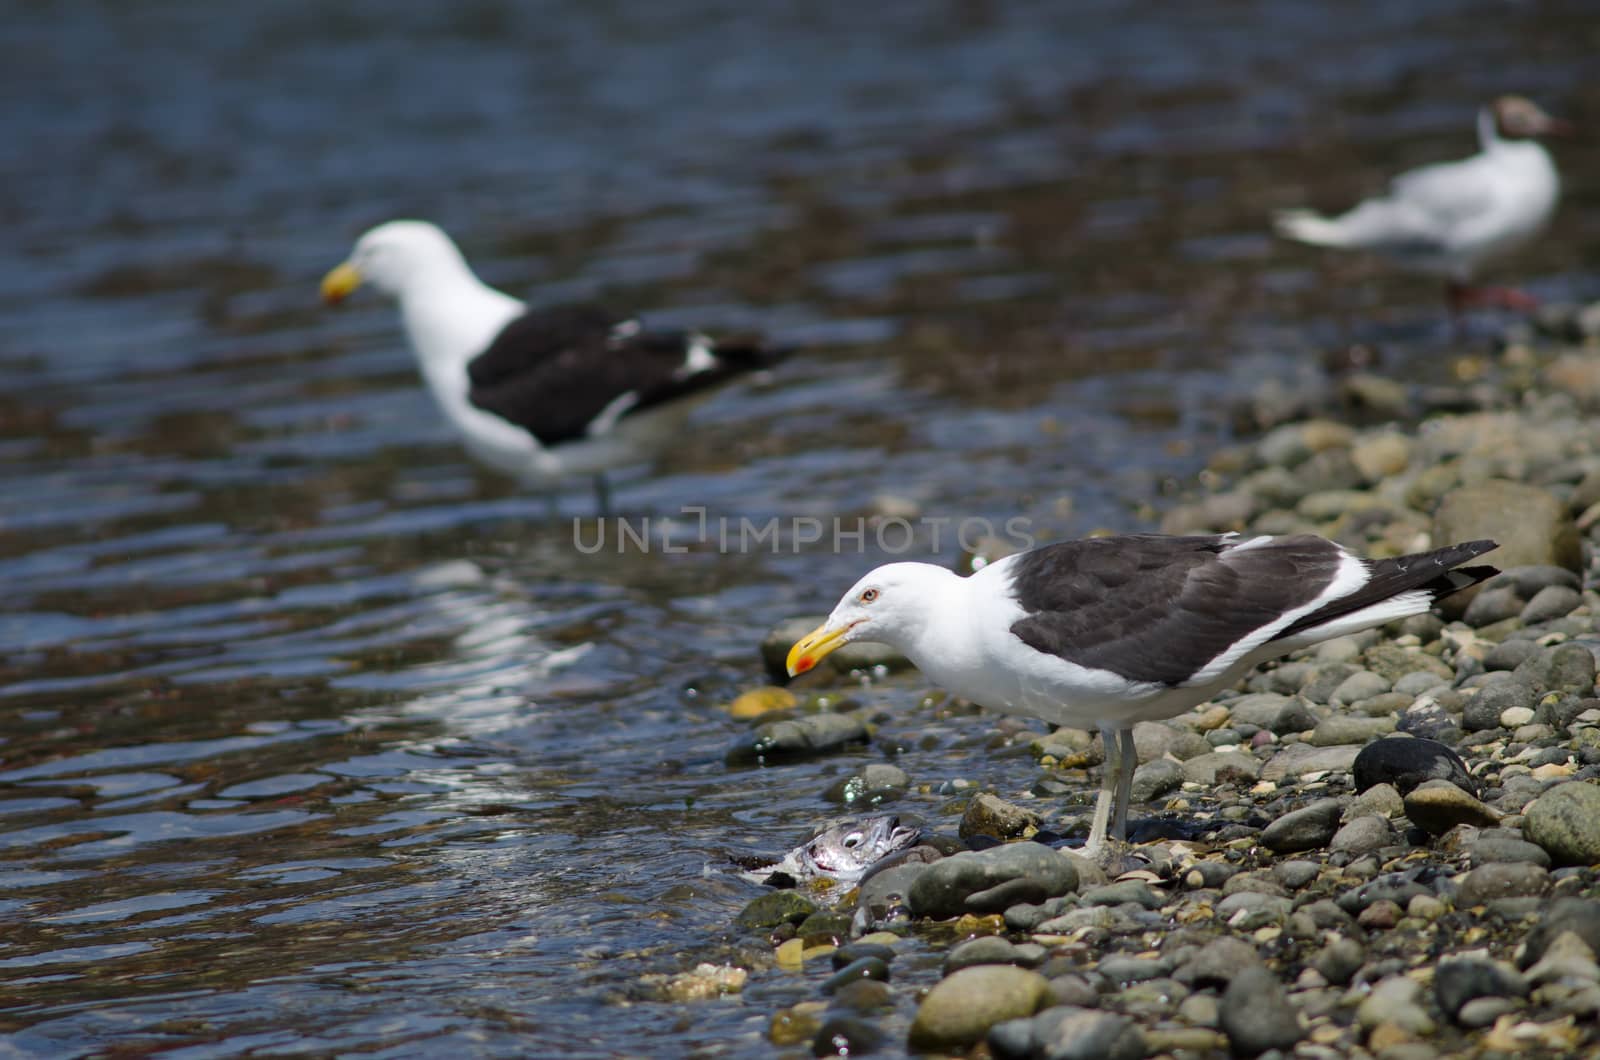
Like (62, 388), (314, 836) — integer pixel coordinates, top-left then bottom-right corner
(859, 588), (879, 604)
(843, 832), (862, 848)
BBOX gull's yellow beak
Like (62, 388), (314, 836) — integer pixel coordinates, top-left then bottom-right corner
(786, 621), (853, 677)
(320, 262), (363, 305)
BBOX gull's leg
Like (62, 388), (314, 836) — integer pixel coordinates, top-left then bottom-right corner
(592, 473), (614, 517)
(1084, 724), (1118, 856)
(1111, 725), (1137, 842)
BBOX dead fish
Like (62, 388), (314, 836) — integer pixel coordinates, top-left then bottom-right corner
(742, 814), (923, 887)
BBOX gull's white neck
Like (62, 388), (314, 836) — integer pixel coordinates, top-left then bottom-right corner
(396, 259), (523, 371)
(889, 566), (993, 690)
(383, 253), (530, 465)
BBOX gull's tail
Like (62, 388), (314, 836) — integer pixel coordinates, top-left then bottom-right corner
(1273, 207), (1353, 248)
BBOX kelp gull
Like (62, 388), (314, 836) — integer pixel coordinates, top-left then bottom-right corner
(788, 533), (1498, 855)
(321, 220), (786, 506)
(1274, 96), (1568, 314)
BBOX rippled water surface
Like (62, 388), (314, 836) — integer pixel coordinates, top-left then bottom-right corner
(3, 1), (1599, 1055)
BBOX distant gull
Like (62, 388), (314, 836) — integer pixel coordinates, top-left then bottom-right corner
(321, 220), (787, 508)
(1274, 96), (1568, 314)
(788, 533), (1497, 856)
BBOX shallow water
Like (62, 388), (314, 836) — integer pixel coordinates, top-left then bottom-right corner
(2, 1), (1598, 1055)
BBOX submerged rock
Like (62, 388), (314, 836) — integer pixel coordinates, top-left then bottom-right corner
(725, 712), (869, 765)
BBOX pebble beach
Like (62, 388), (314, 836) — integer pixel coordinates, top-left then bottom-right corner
(719, 309), (1600, 1058)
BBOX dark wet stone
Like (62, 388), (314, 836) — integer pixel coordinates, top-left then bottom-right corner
(1080, 881), (1162, 909)
(854, 863), (927, 932)
(908, 844), (1078, 919)
(797, 911), (853, 945)
(959, 793), (1039, 840)
(1456, 863), (1548, 907)
(812, 1015), (883, 1057)
(1353, 736), (1476, 796)
(832, 943), (895, 969)
(823, 763), (910, 806)
(1524, 782), (1600, 866)
(1314, 936), (1365, 986)
(1435, 958), (1529, 1020)
(1219, 965), (1303, 1056)
(1520, 900), (1600, 969)
(822, 956), (889, 995)
(737, 890), (816, 929)
(1463, 681), (1535, 732)
(726, 712), (869, 764)
(1260, 798), (1342, 853)
(1026, 1007), (1145, 1060)
(829, 979), (892, 1013)
(1176, 937), (1261, 989)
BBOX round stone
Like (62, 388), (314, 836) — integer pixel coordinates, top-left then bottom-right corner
(907, 966), (1049, 1051)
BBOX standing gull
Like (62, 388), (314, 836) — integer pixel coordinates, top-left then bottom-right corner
(321, 220), (787, 507)
(787, 533), (1497, 855)
(1274, 96), (1568, 314)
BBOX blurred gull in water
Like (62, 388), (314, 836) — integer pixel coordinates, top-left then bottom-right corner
(321, 220), (789, 509)
(1274, 96), (1569, 315)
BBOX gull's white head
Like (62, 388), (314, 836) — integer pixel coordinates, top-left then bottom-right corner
(786, 562), (951, 676)
(321, 220), (471, 303)
(1490, 96), (1572, 141)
